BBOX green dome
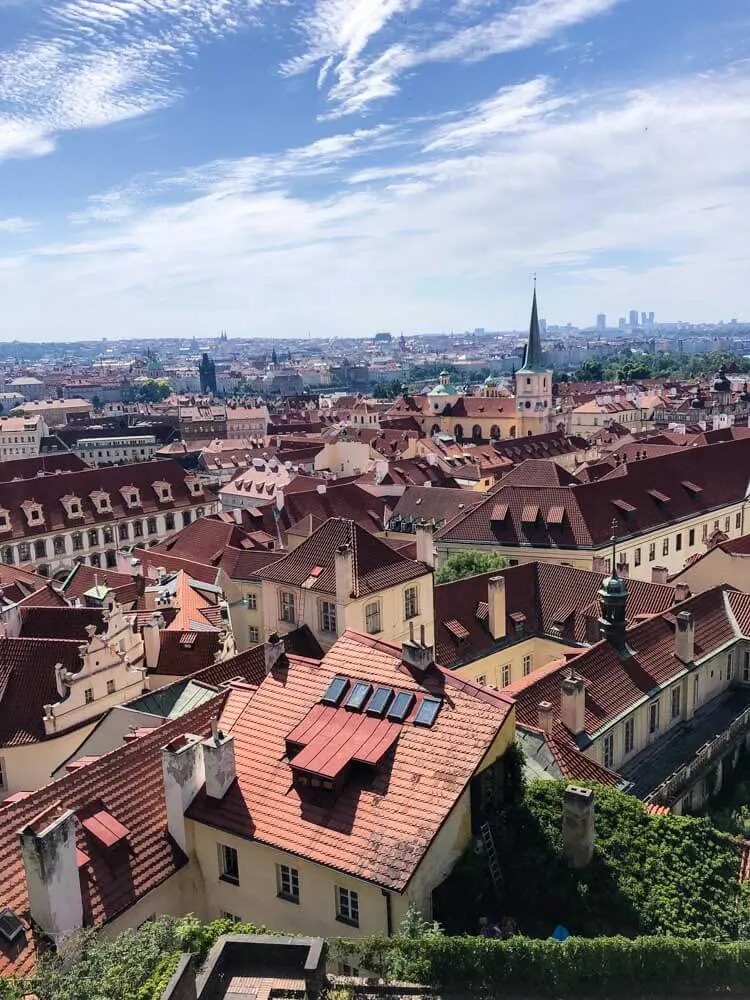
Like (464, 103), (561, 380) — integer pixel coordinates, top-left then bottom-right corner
(601, 573), (628, 597)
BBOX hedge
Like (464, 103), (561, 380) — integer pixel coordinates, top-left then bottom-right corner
(337, 934), (750, 996)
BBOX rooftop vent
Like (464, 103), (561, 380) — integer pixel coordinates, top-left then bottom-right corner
(0, 908), (24, 945)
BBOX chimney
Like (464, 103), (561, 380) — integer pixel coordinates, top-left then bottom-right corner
(674, 582), (690, 603)
(487, 575), (506, 640)
(537, 701), (554, 736)
(19, 803), (83, 946)
(161, 734), (205, 852)
(415, 521), (434, 568)
(675, 610), (695, 664)
(335, 544), (354, 606)
(651, 565), (669, 584)
(562, 785), (595, 869)
(560, 670), (586, 736)
(316, 483), (326, 495)
(264, 632), (285, 674)
(202, 719), (236, 800)
(143, 612), (163, 671)
(591, 556), (606, 573)
(401, 622), (434, 673)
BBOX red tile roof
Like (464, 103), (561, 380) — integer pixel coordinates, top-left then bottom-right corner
(258, 518), (430, 598)
(17, 606), (106, 640)
(151, 516), (251, 562)
(0, 453), (87, 482)
(0, 638), (83, 746)
(187, 630), (513, 892)
(0, 695), (225, 976)
(59, 563), (139, 606)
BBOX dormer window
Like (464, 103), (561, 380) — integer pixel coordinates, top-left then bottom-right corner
(153, 481), (172, 502)
(62, 495), (84, 518)
(0, 508), (9, 532)
(90, 491), (112, 514)
(186, 476), (203, 496)
(21, 501), (44, 526)
(120, 486), (141, 508)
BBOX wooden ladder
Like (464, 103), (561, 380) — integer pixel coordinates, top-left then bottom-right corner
(480, 821), (503, 894)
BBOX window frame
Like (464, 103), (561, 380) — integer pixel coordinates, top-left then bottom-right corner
(671, 685), (681, 720)
(404, 586), (419, 620)
(280, 591), (296, 624)
(319, 600), (337, 634)
(218, 843), (240, 885)
(336, 886), (360, 927)
(624, 717), (634, 755)
(84, 687), (94, 705)
(648, 699), (660, 734)
(364, 601), (382, 635)
(603, 732), (614, 769)
(276, 863), (300, 904)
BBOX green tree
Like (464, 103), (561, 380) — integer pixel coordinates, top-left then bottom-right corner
(572, 358), (604, 381)
(372, 378), (405, 399)
(137, 378), (171, 403)
(435, 550), (508, 584)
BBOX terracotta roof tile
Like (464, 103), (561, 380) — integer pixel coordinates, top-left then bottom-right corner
(0, 638), (83, 746)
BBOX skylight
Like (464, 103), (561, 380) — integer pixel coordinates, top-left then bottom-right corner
(366, 686), (394, 717)
(0, 908), (23, 944)
(387, 691), (415, 722)
(414, 697), (441, 727)
(322, 675), (348, 706)
(345, 681), (372, 711)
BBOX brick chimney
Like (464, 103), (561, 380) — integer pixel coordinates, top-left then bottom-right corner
(401, 622), (434, 673)
(202, 719), (236, 800)
(560, 670), (586, 736)
(537, 701), (554, 736)
(264, 632), (285, 674)
(415, 521), (434, 569)
(674, 610), (695, 664)
(335, 543), (354, 607)
(161, 734), (205, 852)
(19, 803), (83, 946)
(674, 582), (691, 604)
(651, 565), (669, 584)
(487, 575), (506, 640)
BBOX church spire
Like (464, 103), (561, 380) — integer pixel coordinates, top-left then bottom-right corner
(519, 283), (544, 372)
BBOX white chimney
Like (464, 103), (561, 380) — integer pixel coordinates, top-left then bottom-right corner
(143, 612), (163, 671)
(401, 622), (434, 673)
(560, 670), (586, 736)
(161, 733), (205, 852)
(415, 521), (434, 568)
(537, 701), (554, 736)
(19, 804), (83, 946)
(674, 583), (690, 604)
(264, 632), (285, 674)
(675, 610), (695, 664)
(316, 484), (326, 495)
(487, 575), (506, 640)
(335, 544), (354, 608)
(203, 720), (236, 799)
(651, 565), (669, 585)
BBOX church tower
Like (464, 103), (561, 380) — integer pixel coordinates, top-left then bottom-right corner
(514, 285), (553, 436)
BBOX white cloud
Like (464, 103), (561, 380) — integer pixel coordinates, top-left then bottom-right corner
(3, 65), (750, 337)
(0, 217), (35, 233)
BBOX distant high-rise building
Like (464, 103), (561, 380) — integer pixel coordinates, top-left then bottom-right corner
(648, 312), (655, 327)
(629, 310), (639, 328)
(641, 311), (648, 327)
(539, 317), (547, 335)
(618, 317), (626, 330)
(199, 352), (217, 394)
(596, 313), (606, 330)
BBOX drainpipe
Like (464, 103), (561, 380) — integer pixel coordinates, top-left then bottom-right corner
(382, 889), (393, 936)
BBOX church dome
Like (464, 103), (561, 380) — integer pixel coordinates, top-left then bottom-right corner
(713, 366), (731, 393)
(600, 573), (628, 598)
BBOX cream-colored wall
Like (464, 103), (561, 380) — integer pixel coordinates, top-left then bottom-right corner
(220, 571), (265, 652)
(261, 573), (434, 652)
(102, 862), (209, 938)
(452, 636), (578, 690)
(672, 548), (749, 593)
(314, 442), (376, 478)
(0, 722), (97, 798)
(436, 498), (749, 582)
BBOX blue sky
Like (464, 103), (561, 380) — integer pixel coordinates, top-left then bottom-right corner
(0, 0), (749, 340)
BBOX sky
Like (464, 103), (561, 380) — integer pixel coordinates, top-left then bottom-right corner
(0, 0), (749, 340)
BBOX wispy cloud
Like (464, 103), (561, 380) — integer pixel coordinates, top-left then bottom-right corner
(285, 0), (623, 116)
(0, 217), (34, 233)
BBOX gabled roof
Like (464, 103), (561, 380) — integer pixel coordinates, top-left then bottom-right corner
(152, 516), (251, 563)
(187, 630), (513, 892)
(0, 453), (87, 483)
(259, 518), (431, 597)
(389, 486), (480, 528)
(59, 562), (140, 606)
(0, 638), (83, 746)
(17, 606), (105, 640)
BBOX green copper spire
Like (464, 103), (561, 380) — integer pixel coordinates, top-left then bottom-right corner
(519, 285), (545, 372)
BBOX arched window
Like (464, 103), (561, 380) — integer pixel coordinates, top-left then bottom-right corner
(182, 510), (192, 526)
(90, 553), (101, 567)
(454, 424), (464, 442)
(147, 517), (157, 534)
(88, 528), (99, 547)
(431, 424), (440, 436)
(509, 426), (516, 439)
(472, 425), (482, 442)
(34, 539), (47, 559)
(490, 425), (501, 440)
(53, 536), (66, 555)
(3, 547), (14, 565)
(105, 550), (117, 568)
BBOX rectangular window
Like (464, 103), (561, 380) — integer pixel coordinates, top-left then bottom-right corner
(649, 699), (660, 735)
(702, 523), (708, 541)
(671, 686), (681, 720)
(319, 600), (337, 634)
(728, 652), (734, 681)
(662, 537), (669, 557)
(276, 864), (300, 903)
(336, 886), (359, 926)
(365, 601), (381, 634)
(246, 592), (257, 611)
(106, 679), (115, 695)
(502, 664), (511, 687)
(248, 627), (260, 644)
(84, 688), (94, 704)
(476, 675), (486, 686)
(675, 533), (682, 552)
(689, 528), (695, 546)
(694, 674), (700, 708)
(280, 591), (296, 624)
(633, 548), (641, 567)
(603, 733), (614, 769)
(725, 517), (731, 534)
(744, 651), (750, 683)
(219, 844), (240, 885)
(624, 717), (634, 755)
(404, 586), (418, 620)
(648, 542), (656, 562)
(221, 911), (241, 923)
(737, 511), (742, 530)
(522, 654), (532, 676)
(0, 757), (5, 790)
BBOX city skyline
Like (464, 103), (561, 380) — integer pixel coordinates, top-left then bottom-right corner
(0, 0), (749, 340)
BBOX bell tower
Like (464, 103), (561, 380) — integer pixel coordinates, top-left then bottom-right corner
(515, 282), (553, 436)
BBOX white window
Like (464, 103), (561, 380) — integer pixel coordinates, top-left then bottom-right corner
(276, 864), (300, 903)
(246, 592), (257, 611)
(248, 627), (260, 644)
(219, 843), (240, 884)
(648, 699), (660, 734)
(502, 663), (511, 687)
(365, 601), (381, 635)
(320, 601), (337, 634)
(603, 733), (614, 769)
(221, 911), (241, 923)
(106, 679), (115, 696)
(624, 717), (634, 755)
(671, 686), (681, 719)
(336, 886), (359, 926)
(84, 688), (94, 704)
(662, 537), (669, 557)
(522, 654), (532, 676)
(280, 591), (296, 624)
(404, 586), (418, 620)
